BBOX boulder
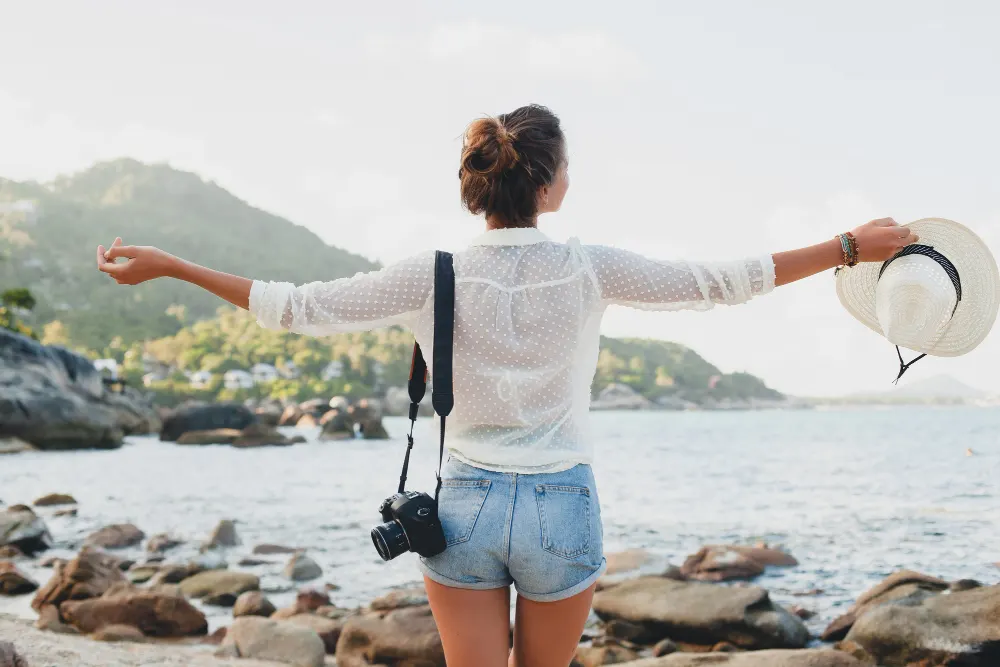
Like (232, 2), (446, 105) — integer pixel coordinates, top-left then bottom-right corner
(278, 404), (304, 426)
(571, 644), (641, 666)
(0, 437), (35, 455)
(233, 591), (276, 618)
(284, 553), (322, 581)
(126, 563), (160, 584)
(843, 583), (1000, 666)
(160, 402), (256, 442)
(318, 409), (354, 440)
(286, 613), (344, 654)
(821, 570), (950, 641)
(146, 533), (183, 553)
(0, 546), (24, 559)
(176, 428), (242, 445)
(179, 570), (259, 606)
(336, 605), (445, 667)
(32, 493), (77, 507)
(254, 402), (283, 426)
(215, 616), (325, 667)
(296, 413), (318, 428)
(0, 641), (29, 667)
(32, 548), (126, 611)
(358, 417), (389, 440)
(681, 545), (798, 582)
(60, 590), (208, 637)
(591, 576), (810, 649)
(0, 561), (38, 595)
(203, 519), (240, 549)
(0, 505), (53, 555)
(605, 548), (655, 576)
(622, 650), (863, 666)
(149, 562), (201, 585)
(295, 588), (332, 613)
(232, 423), (292, 448)
(34, 603), (79, 634)
(53, 508), (76, 518)
(254, 543), (300, 555)
(90, 623), (148, 642)
(370, 586), (428, 611)
(85, 523), (145, 549)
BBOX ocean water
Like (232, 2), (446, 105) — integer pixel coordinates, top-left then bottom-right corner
(1, 406), (998, 638)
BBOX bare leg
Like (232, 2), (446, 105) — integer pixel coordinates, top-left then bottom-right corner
(510, 583), (596, 667)
(424, 576), (511, 667)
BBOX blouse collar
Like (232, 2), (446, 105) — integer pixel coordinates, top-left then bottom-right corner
(469, 226), (550, 247)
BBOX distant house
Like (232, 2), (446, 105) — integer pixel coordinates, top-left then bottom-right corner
(278, 361), (300, 379)
(93, 358), (119, 380)
(224, 370), (255, 390)
(321, 360), (344, 381)
(0, 200), (39, 223)
(189, 370), (213, 389)
(251, 363), (279, 384)
(142, 370), (168, 387)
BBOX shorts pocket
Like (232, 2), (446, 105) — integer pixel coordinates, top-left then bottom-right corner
(437, 480), (491, 546)
(535, 484), (591, 559)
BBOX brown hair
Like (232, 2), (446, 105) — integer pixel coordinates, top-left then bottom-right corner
(459, 104), (564, 228)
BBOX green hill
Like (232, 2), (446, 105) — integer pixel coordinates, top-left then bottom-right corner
(0, 159), (376, 350)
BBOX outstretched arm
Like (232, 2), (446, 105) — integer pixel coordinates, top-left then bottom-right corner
(96, 238), (435, 335)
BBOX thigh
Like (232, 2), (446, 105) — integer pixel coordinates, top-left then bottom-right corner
(511, 582), (596, 667)
(424, 575), (511, 667)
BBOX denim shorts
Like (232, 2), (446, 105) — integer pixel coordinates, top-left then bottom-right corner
(418, 456), (607, 602)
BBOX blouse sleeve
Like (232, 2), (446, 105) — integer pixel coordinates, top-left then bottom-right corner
(248, 250), (435, 335)
(580, 244), (775, 311)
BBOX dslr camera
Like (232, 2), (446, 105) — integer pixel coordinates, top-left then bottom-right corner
(371, 490), (447, 561)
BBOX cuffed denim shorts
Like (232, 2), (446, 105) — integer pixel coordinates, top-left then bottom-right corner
(418, 456), (607, 602)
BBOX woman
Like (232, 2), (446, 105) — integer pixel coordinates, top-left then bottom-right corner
(96, 104), (916, 667)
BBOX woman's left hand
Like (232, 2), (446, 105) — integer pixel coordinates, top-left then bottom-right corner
(96, 237), (179, 285)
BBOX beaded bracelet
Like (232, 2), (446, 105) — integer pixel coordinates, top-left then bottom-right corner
(837, 232), (859, 267)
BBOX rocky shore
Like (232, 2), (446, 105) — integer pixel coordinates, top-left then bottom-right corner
(2, 499), (998, 667)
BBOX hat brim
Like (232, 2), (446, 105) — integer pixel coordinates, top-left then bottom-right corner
(835, 218), (1000, 357)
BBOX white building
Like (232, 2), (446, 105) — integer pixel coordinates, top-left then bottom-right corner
(251, 363), (279, 383)
(189, 370), (214, 389)
(93, 358), (119, 380)
(321, 360), (344, 381)
(224, 370), (255, 390)
(142, 371), (167, 387)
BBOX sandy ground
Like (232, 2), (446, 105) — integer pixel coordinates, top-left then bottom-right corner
(0, 614), (335, 667)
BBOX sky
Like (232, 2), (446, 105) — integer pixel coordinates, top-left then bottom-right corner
(2, 1), (999, 397)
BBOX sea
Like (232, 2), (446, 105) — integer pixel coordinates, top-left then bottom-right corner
(2, 406), (998, 639)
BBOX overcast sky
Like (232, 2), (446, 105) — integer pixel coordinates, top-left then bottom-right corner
(3, 1), (999, 396)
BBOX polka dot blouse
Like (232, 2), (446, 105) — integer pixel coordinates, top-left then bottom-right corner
(249, 227), (775, 473)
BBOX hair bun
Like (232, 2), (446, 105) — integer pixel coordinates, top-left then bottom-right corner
(461, 117), (519, 177)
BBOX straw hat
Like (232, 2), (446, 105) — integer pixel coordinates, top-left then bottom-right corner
(836, 218), (999, 377)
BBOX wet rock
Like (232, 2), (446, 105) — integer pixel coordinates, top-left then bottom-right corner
(789, 605), (816, 620)
(203, 519), (240, 549)
(0, 641), (29, 667)
(653, 639), (679, 656)
(179, 570), (259, 606)
(233, 591), (276, 618)
(605, 548), (654, 575)
(571, 644), (641, 666)
(295, 588), (332, 613)
(232, 423), (292, 448)
(53, 508), (76, 518)
(61, 590), (208, 637)
(0, 546), (24, 559)
(39, 555), (64, 568)
(216, 615), (325, 667)
(116, 558), (136, 571)
(844, 582), (1000, 666)
(286, 613), (344, 654)
(0, 561), (38, 595)
(149, 563), (201, 585)
(821, 570), (949, 641)
(625, 650), (862, 666)
(254, 543), (300, 554)
(278, 404), (304, 426)
(126, 563), (160, 584)
(90, 623), (147, 642)
(358, 417), (389, 440)
(254, 402), (283, 427)
(950, 579), (982, 592)
(296, 413), (318, 428)
(336, 605), (445, 667)
(176, 428), (242, 445)
(289, 434), (307, 444)
(34, 603), (79, 634)
(160, 402), (256, 441)
(284, 553), (322, 581)
(0, 437), (35, 455)
(32, 548), (126, 611)
(85, 523), (145, 549)
(318, 409), (354, 441)
(370, 586), (428, 610)
(298, 398), (329, 416)
(591, 576), (810, 649)
(146, 533), (183, 553)
(681, 545), (797, 582)
(32, 493), (77, 507)
(238, 557), (272, 566)
(0, 505), (53, 555)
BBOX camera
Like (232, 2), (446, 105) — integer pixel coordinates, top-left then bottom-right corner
(371, 490), (447, 561)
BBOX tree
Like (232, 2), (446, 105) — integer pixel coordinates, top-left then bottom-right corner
(0, 287), (37, 338)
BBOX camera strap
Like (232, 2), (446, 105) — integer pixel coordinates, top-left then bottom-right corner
(398, 250), (454, 504)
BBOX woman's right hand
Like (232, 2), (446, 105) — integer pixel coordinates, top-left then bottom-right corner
(96, 237), (179, 285)
(849, 218), (919, 262)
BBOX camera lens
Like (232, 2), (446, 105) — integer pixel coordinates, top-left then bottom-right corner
(371, 520), (410, 561)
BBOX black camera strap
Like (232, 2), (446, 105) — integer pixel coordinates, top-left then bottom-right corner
(398, 251), (454, 503)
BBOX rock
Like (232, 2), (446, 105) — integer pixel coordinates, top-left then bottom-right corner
(160, 402), (256, 442)
(950, 578), (982, 592)
(53, 508), (77, 517)
(278, 404), (304, 426)
(294, 588), (332, 613)
(190, 549), (228, 570)
(0, 546), (24, 559)
(203, 519), (240, 549)
(254, 402), (283, 427)
(681, 545), (798, 582)
(623, 650), (863, 666)
(32, 548), (126, 611)
(789, 605), (816, 620)
(591, 576), (810, 649)
(204, 626), (228, 645)
(85, 523), (145, 549)
(39, 555), (64, 568)
(299, 398), (329, 415)
(296, 413), (318, 428)
(289, 435), (307, 444)
(653, 639), (679, 656)
(0, 437), (35, 455)
(590, 383), (654, 410)
(232, 423), (292, 448)
(0, 641), (29, 667)
(233, 591), (276, 618)
(216, 616), (325, 667)
(0, 329), (160, 450)
(254, 543), (300, 554)
(126, 563), (160, 584)
(821, 570), (950, 641)
(712, 642), (739, 652)
(60, 590), (208, 637)
(239, 557), (272, 566)
(90, 623), (147, 642)
(179, 570), (259, 606)
(284, 553), (322, 581)
(149, 563), (201, 585)
(0, 561), (38, 595)
(176, 428), (242, 445)
(369, 586), (428, 611)
(146, 533), (183, 553)
(605, 548), (654, 575)
(318, 409), (354, 440)
(286, 613), (344, 654)
(336, 605), (445, 667)
(32, 493), (77, 507)
(844, 582), (1000, 666)
(116, 558), (136, 571)
(572, 644), (641, 666)
(358, 416), (389, 440)
(34, 603), (79, 634)
(0, 505), (53, 555)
